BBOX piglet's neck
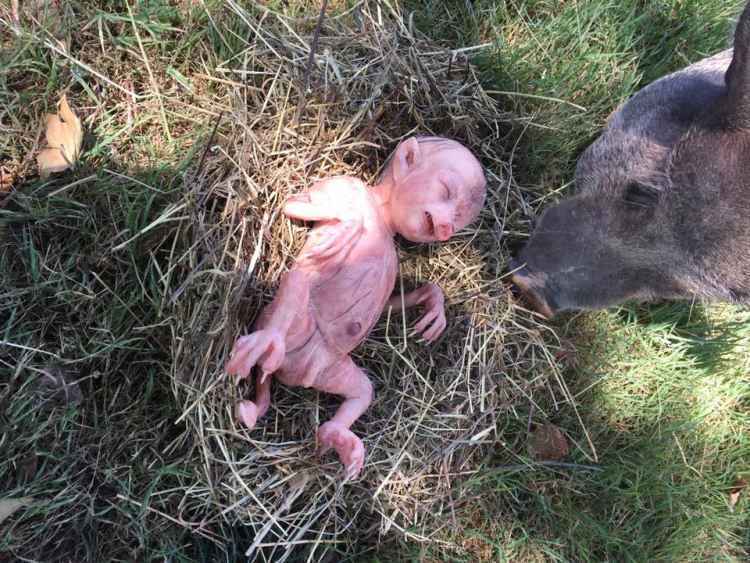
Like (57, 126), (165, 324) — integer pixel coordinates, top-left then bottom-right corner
(370, 179), (396, 236)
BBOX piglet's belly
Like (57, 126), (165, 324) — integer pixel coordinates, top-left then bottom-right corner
(277, 290), (385, 388)
(275, 328), (342, 389)
(275, 233), (398, 388)
(275, 280), (389, 389)
(309, 261), (395, 354)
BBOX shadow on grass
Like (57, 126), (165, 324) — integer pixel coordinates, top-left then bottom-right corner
(0, 157), (217, 560)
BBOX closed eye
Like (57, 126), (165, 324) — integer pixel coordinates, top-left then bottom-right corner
(443, 184), (452, 200)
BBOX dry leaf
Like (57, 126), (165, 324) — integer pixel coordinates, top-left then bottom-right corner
(554, 338), (579, 369)
(729, 478), (747, 512)
(528, 424), (570, 462)
(0, 165), (15, 203)
(37, 94), (83, 179)
(0, 497), (34, 525)
(0, 166), (13, 190)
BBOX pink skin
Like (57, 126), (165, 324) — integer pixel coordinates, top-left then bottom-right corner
(225, 136), (487, 478)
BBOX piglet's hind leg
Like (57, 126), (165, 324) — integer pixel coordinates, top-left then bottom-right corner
(316, 356), (373, 478)
(236, 373), (271, 429)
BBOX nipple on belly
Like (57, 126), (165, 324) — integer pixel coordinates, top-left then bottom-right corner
(346, 321), (362, 336)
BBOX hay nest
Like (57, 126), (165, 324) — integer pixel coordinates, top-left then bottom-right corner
(171, 2), (562, 559)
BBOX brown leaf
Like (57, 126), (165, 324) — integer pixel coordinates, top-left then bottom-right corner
(554, 338), (579, 369)
(0, 169), (11, 189)
(528, 424), (569, 462)
(729, 478), (747, 512)
(0, 165), (15, 208)
(0, 497), (34, 525)
(37, 94), (83, 179)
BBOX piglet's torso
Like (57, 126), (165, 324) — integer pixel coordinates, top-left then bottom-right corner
(267, 179), (398, 388)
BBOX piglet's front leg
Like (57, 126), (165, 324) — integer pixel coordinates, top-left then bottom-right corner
(226, 270), (310, 429)
(314, 355), (374, 478)
(226, 330), (282, 428)
(387, 283), (447, 342)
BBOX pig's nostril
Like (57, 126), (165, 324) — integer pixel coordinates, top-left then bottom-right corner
(508, 278), (526, 301)
(509, 270), (555, 319)
(425, 211), (435, 236)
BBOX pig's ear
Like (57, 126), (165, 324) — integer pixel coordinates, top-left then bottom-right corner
(392, 137), (421, 183)
(623, 181), (660, 208)
(723, 2), (750, 127)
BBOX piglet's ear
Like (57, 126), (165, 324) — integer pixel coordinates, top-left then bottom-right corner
(392, 137), (421, 183)
(722, 1), (750, 127)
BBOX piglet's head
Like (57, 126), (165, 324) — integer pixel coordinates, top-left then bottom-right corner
(380, 136), (487, 243)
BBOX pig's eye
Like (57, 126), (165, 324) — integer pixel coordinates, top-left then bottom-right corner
(623, 181), (660, 208)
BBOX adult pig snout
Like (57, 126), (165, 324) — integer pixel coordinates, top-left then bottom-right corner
(509, 259), (556, 319)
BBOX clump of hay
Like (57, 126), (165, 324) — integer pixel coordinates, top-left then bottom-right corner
(171, 3), (562, 559)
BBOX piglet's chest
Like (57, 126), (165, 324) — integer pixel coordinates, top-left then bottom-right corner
(310, 245), (397, 354)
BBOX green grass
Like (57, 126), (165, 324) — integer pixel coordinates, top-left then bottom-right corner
(468, 305), (750, 561)
(2, 0), (750, 561)
(413, 0), (740, 191)
(393, 303), (750, 561)
(1, 2), (223, 560)
(404, 0), (750, 560)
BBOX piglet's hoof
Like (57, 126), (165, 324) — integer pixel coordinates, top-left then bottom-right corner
(317, 421), (365, 479)
(236, 400), (260, 429)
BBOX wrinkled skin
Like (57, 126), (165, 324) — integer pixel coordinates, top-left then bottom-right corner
(513, 1), (750, 317)
(226, 136), (486, 478)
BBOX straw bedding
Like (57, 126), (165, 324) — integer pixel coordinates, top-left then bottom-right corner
(169, 2), (561, 559)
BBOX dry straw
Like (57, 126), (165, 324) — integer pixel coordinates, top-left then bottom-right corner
(169, 2), (562, 559)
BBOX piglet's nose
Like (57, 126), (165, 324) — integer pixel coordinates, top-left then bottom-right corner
(436, 221), (453, 241)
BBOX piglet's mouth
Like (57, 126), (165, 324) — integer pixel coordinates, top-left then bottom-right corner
(508, 260), (555, 319)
